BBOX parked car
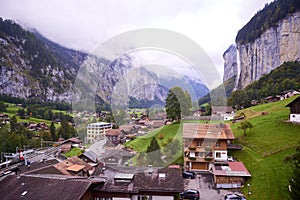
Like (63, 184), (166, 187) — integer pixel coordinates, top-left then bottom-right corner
(224, 193), (246, 200)
(182, 171), (196, 179)
(181, 189), (200, 200)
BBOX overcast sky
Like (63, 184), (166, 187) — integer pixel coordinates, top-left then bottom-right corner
(0, 0), (272, 78)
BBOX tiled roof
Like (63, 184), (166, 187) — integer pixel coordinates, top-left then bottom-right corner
(183, 123), (235, 140)
(134, 167), (183, 192)
(66, 164), (86, 172)
(0, 175), (93, 200)
(106, 129), (122, 136)
(213, 162), (251, 177)
(93, 166), (183, 194)
(54, 156), (92, 175)
(19, 159), (59, 174)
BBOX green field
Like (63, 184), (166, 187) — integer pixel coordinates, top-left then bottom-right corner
(4, 104), (60, 128)
(125, 96), (300, 199)
(230, 96), (300, 200)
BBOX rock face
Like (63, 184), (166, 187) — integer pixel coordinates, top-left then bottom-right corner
(223, 44), (237, 82)
(235, 12), (300, 89)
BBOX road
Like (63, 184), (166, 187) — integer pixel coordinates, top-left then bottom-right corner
(183, 172), (242, 200)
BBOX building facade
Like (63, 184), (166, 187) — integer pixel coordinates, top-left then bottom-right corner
(183, 123), (235, 171)
(86, 122), (112, 143)
(286, 96), (300, 123)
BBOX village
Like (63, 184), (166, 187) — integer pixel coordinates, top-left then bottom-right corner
(0, 92), (299, 200)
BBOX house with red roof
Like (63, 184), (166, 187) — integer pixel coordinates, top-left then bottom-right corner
(212, 161), (251, 189)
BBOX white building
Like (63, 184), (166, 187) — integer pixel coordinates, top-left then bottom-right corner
(86, 122), (112, 143)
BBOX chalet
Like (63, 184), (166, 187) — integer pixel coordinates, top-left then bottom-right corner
(54, 156), (94, 177)
(101, 149), (134, 166)
(211, 106), (235, 121)
(212, 162), (251, 189)
(152, 120), (165, 128)
(285, 96), (300, 123)
(281, 90), (300, 99)
(183, 123), (235, 171)
(119, 124), (138, 134)
(0, 113), (9, 124)
(264, 95), (281, 103)
(92, 166), (184, 200)
(105, 128), (122, 145)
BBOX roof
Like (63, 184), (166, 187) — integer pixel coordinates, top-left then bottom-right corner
(80, 150), (100, 163)
(0, 175), (93, 200)
(66, 164), (86, 172)
(183, 123), (235, 140)
(19, 159), (59, 174)
(119, 125), (135, 132)
(101, 149), (133, 161)
(87, 122), (112, 127)
(93, 166), (183, 194)
(213, 162), (251, 177)
(54, 156), (92, 175)
(134, 167), (184, 192)
(211, 106), (234, 113)
(285, 96), (300, 107)
(106, 129), (122, 136)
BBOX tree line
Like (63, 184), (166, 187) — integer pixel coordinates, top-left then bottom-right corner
(228, 61), (300, 109)
(236, 0), (300, 44)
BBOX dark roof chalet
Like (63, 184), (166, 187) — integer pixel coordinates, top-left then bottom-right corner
(285, 96), (300, 114)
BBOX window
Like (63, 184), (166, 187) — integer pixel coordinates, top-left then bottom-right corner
(138, 195), (152, 200)
(216, 152), (221, 158)
(197, 141), (202, 146)
(199, 152), (204, 158)
(216, 142), (221, 147)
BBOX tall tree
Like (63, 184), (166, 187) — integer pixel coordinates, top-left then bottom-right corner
(145, 137), (162, 167)
(50, 121), (56, 141)
(10, 115), (18, 132)
(165, 87), (192, 121)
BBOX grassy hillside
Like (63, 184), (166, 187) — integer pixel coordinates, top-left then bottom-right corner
(231, 96), (300, 199)
(125, 96), (300, 199)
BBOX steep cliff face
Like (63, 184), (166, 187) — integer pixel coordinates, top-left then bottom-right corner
(235, 11), (300, 89)
(223, 44), (237, 82)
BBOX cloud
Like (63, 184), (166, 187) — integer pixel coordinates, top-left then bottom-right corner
(0, 0), (273, 76)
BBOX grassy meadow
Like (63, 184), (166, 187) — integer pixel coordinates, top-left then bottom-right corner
(230, 96), (300, 200)
(126, 96), (300, 199)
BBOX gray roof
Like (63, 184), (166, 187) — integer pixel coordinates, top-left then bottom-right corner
(0, 175), (94, 200)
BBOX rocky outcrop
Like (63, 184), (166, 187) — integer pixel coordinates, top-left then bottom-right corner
(223, 44), (237, 82)
(235, 12), (300, 89)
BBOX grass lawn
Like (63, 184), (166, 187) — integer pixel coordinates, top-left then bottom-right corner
(63, 147), (84, 157)
(125, 123), (182, 152)
(230, 96), (300, 199)
(4, 104), (61, 128)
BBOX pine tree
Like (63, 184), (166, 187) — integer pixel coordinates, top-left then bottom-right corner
(145, 137), (162, 167)
(50, 121), (56, 141)
(10, 115), (18, 132)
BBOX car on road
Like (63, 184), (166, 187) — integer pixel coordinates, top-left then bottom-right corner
(182, 171), (196, 179)
(224, 193), (246, 200)
(181, 189), (200, 200)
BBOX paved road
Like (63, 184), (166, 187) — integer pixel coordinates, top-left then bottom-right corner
(183, 172), (242, 200)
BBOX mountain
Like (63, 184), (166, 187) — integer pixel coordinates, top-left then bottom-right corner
(223, 0), (300, 90)
(0, 18), (85, 102)
(0, 18), (208, 108)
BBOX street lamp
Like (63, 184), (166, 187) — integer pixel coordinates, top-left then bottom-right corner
(247, 183), (251, 195)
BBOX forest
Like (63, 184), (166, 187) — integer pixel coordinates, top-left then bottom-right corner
(236, 0), (300, 44)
